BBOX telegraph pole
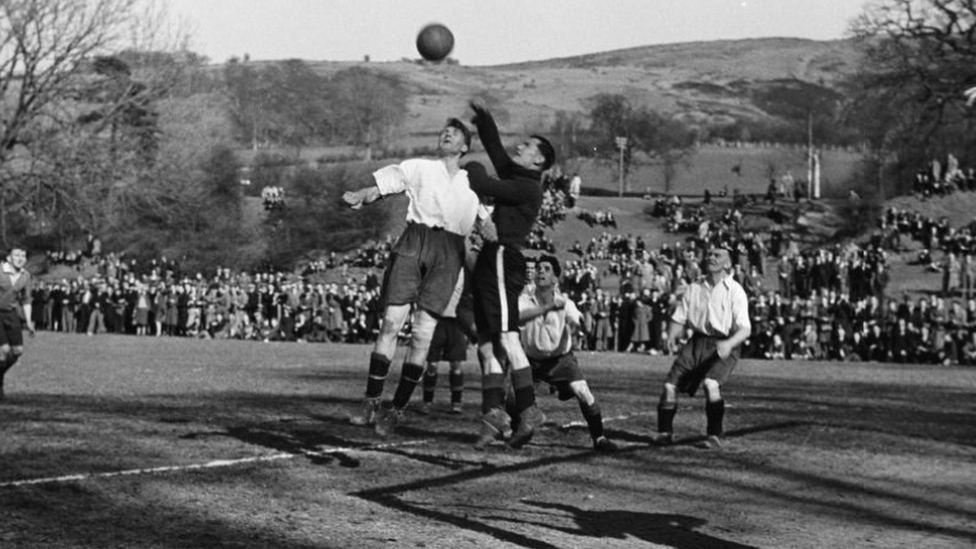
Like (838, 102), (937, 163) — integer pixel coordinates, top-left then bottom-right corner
(615, 136), (628, 197)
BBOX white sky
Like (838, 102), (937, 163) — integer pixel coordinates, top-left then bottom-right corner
(167, 0), (868, 66)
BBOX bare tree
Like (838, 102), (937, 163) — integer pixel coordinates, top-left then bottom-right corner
(847, 0), (976, 195)
(0, 0), (143, 245)
(330, 67), (407, 160)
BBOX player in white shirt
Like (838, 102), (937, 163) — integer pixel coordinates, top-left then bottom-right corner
(517, 255), (616, 453)
(342, 118), (480, 436)
(650, 244), (751, 449)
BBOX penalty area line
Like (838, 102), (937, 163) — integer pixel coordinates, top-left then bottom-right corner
(0, 438), (434, 489)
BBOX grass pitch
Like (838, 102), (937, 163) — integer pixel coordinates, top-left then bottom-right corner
(1, 333), (974, 548)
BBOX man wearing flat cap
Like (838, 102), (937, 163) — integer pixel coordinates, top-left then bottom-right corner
(650, 244), (751, 449)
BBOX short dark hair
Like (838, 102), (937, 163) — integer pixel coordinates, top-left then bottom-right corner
(536, 254), (561, 278)
(446, 118), (472, 150)
(530, 134), (555, 171)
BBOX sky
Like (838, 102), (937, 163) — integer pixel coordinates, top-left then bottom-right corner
(167, 0), (869, 66)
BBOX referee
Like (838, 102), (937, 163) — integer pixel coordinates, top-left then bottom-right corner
(651, 245), (751, 449)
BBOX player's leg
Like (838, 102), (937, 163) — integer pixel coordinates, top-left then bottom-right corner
(448, 360), (464, 414)
(419, 361), (438, 415)
(356, 224), (427, 425)
(700, 378), (725, 449)
(698, 340), (737, 449)
(653, 335), (703, 445)
(349, 303), (410, 425)
(503, 331), (545, 448)
(652, 382), (679, 446)
(418, 318), (448, 415)
(474, 334), (513, 448)
(0, 310), (24, 400)
(0, 343), (11, 400)
(567, 378), (616, 453)
(376, 308), (438, 436)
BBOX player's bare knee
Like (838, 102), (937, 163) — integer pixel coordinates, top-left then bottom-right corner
(570, 380), (595, 406)
(661, 383), (677, 404)
(703, 378), (722, 401)
(476, 342), (493, 364)
(499, 333), (528, 370)
(408, 312), (437, 351)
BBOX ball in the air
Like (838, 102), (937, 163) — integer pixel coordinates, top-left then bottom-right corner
(416, 23), (454, 62)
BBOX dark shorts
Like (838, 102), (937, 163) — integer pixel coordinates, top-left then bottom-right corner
(0, 309), (24, 348)
(381, 223), (466, 316)
(472, 242), (527, 334)
(666, 334), (738, 397)
(427, 318), (468, 363)
(528, 352), (584, 401)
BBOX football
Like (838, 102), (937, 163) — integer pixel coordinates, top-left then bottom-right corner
(416, 23), (454, 62)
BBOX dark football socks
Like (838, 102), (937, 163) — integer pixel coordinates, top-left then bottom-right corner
(449, 370), (463, 404)
(657, 402), (677, 433)
(580, 400), (604, 440)
(365, 352), (392, 399)
(422, 368), (438, 403)
(481, 373), (506, 413)
(706, 399), (725, 437)
(511, 367), (536, 413)
(391, 363), (424, 409)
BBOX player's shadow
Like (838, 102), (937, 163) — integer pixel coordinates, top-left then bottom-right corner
(220, 425), (362, 468)
(519, 500), (760, 549)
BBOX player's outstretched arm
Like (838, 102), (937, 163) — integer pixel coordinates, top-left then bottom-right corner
(469, 99), (514, 176)
(22, 304), (35, 336)
(342, 186), (381, 210)
(465, 161), (537, 204)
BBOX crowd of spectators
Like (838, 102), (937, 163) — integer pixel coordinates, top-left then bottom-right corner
(576, 209), (617, 228)
(36, 247), (388, 344)
(912, 154), (976, 197)
(30, 159), (976, 366)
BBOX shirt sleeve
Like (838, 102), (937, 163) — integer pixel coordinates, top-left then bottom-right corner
(471, 107), (515, 177)
(564, 298), (582, 326)
(466, 161), (538, 204)
(373, 160), (418, 196)
(730, 283), (751, 332)
(671, 287), (690, 326)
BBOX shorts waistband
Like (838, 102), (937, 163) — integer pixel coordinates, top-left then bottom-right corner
(407, 221), (444, 231)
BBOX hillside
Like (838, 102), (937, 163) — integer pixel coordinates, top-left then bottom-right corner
(247, 37), (861, 151)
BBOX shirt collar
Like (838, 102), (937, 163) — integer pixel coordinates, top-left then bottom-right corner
(705, 272), (733, 290)
(0, 262), (19, 274)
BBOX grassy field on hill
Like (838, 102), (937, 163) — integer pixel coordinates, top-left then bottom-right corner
(572, 144), (861, 198)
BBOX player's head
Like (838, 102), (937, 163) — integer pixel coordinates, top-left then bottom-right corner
(514, 135), (555, 172)
(440, 118), (472, 156)
(706, 245), (733, 275)
(5, 246), (26, 269)
(535, 254), (561, 286)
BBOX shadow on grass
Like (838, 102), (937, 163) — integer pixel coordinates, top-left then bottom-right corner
(519, 500), (760, 549)
(0, 471), (331, 549)
(349, 421), (802, 549)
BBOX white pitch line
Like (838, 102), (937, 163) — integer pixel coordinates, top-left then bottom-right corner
(0, 439), (433, 489)
(4, 413), (652, 488)
(558, 411), (652, 430)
